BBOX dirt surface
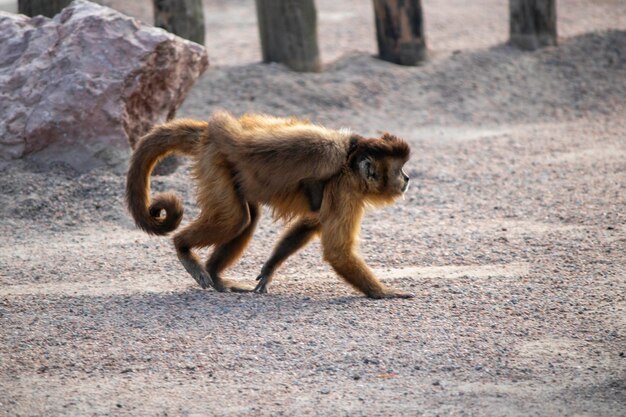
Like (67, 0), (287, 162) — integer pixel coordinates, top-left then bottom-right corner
(1, 1), (625, 416)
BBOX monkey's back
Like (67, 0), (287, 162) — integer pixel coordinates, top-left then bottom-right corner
(207, 112), (353, 209)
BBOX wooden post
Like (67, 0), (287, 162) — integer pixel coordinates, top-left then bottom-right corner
(509, 0), (557, 50)
(373, 0), (426, 66)
(18, 0), (71, 17)
(153, 0), (205, 45)
(255, 0), (321, 72)
(151, 0), (206, 174)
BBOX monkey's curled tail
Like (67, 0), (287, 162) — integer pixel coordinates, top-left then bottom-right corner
(126, 119), (208, 235)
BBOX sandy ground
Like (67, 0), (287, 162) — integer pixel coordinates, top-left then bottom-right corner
(1, 1), (625, 416)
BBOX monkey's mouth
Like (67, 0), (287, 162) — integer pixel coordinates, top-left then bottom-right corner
(401, 180), (410, 193)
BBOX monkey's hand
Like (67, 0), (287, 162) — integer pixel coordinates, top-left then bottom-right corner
(368, 288), (415, 299)
(254, 274), (271, 294)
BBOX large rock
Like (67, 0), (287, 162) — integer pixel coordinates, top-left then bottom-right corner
(0, 0), (208, 171)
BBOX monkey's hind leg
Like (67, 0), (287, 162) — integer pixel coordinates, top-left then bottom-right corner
(173, 203), (253, 291)
(255, 218), (320, 294)
(172, 226), (213, 289)
(206, 204), (260, 293)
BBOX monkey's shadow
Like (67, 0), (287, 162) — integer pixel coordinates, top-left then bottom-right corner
(58, 286), (386, 334)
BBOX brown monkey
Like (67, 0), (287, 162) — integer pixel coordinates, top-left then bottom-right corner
(126, 112), (413, 299)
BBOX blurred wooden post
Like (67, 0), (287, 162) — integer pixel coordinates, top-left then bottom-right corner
(151, 0), (205, 174)
(18, 0), (71, 17)
(509, 0), (557, 50)
(255, 0), (321, 72)
(153, 0), (206, 45)
(373, 0), (426, 66)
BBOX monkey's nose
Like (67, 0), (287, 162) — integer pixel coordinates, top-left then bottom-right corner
(402, 178), (410, 193)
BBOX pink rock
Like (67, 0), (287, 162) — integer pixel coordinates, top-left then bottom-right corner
(0, 0), (208, 171)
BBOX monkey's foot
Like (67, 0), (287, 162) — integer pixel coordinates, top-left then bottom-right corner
(191, 271), (213, 289)
(368, 289), (415, 299)
(179, 256), (213, 289)
(213, 277), (255, 293)
(254, 274), (272, 294)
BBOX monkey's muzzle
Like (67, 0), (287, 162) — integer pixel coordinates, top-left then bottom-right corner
(401, 171), (410, 193)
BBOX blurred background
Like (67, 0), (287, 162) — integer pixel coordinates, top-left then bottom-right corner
(2, 0), (623, 66)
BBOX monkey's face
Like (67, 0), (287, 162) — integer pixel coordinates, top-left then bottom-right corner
(349, 133), (411, 202)
(357, 155), (410, 197)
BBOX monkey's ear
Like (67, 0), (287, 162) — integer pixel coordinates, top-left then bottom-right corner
(357, 155), (376, 180)
(348, 134), (365, 156)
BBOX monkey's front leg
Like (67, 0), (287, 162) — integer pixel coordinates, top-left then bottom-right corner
(320, 211), (414, 299)
(255, 218), (320, 293)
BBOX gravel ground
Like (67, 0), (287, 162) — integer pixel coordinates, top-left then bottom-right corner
(1, 1), (625, 416)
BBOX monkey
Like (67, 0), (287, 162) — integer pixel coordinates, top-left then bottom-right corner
(125, 112), (413, 299)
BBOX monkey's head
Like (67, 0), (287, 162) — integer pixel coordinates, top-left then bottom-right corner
(348, 133), (411, 203)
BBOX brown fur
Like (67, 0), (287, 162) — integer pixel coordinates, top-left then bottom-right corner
(126, 112), (412, 298)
